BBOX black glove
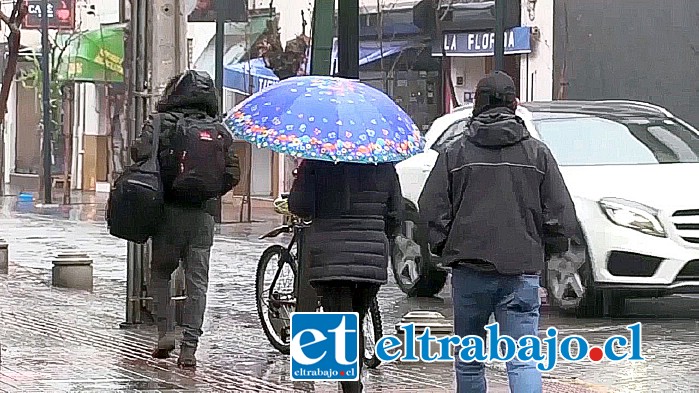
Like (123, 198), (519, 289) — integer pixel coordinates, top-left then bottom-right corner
(544, 235), (569, 256)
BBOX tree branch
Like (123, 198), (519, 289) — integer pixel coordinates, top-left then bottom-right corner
(0, 1), (28, 122)
(52, 29), (82, 75)
(9, 0), (20, 22)
(0, 11), (12, 28)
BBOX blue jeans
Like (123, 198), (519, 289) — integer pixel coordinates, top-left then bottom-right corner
(451, 266), (542, 393)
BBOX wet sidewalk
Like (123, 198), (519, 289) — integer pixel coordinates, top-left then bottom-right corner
(0, 195), (613, 392)
(0, 265), (609, 393)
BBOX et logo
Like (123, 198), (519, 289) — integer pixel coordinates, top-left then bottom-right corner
(289, 312), (360, 381)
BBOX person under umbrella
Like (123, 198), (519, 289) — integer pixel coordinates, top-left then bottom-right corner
(288, 159), (402, 392)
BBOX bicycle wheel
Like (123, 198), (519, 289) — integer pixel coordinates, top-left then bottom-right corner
(363, 297), (383, 369)
(256, 245), (297, 354)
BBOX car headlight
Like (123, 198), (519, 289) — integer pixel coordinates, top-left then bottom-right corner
(598, 198), (666, 237)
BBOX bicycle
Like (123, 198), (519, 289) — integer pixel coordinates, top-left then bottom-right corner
(255, 193), (383, 369)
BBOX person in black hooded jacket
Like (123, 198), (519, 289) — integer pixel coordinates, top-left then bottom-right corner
(130, 70), (240, 368)
(418, 71), (578, 392)
(288, 159), (403, 393)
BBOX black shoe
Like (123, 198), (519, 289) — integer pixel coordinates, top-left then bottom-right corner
(341, 381), (363, 393)
(177, 345), (197, 368)
(151, 335), (176, 359)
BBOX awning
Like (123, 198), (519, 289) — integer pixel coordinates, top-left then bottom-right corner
(330, 39), (426, 74)
(223, 57), (279, 95)
(224, 39), (426, 95)
(193, 16), (269, 79)
(58, 24), (126, 83)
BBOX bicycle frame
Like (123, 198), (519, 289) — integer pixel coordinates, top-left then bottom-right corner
(292, 221), (320, 313)
(256, 208), (384, 367)
(258, 215), (313, 310)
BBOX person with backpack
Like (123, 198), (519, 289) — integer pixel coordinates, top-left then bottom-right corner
(129, 70), (240, 368)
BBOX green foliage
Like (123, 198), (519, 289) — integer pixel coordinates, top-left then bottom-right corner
(17, 31), (80, 140)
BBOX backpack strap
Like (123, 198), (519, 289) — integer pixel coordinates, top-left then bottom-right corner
(150, 113), (162, 158)
(141, 114), (162, 172)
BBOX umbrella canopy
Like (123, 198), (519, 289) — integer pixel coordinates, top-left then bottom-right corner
(58, 24), (125, 83)
(224, 76), (424, 163)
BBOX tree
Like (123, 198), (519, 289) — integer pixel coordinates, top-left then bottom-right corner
(0, 1), (28, 195)
(243, 7), (310, 193)
(17, 26), (82, 203)
(19, 28), (81, 130)
(249, 16), (310, 81)
(0, 1), (27, 122)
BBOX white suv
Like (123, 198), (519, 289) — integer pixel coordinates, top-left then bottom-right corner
(392, 100), (699, 317)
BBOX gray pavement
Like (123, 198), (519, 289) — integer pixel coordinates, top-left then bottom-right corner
(0, 194), (695, 392)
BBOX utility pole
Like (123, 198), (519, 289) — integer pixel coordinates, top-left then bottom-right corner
(295, 0), (361, 314)
(336, 0), (359, 79)
(119, 0), (127, 23)
(40, 0), (53, 203)
(211, 0), (225, 224)
(150, 0), (187, 111)
(123, 0), (188, 328)
(0, 41), (5, 196)
(294, 0), (341, 314)
(309, 0), (334, 76)
(293, 0), (342, 314)
(123, 0), (150, 328)
(493, 0), (506, 71)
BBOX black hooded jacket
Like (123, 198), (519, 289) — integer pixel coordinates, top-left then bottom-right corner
(288, 160), (403, 285)
(418, 107), (578, 275)
(130, 71), (240, 205)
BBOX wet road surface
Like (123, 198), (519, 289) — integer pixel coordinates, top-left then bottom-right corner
(1, 195), (697, 392)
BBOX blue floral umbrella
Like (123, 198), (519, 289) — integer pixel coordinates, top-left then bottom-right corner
(223, 75), (424, 164)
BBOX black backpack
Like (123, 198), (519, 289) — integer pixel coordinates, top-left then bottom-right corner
(165, 114), (227, 204)
(106, 115), (165, 244)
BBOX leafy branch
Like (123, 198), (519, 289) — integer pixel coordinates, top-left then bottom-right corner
(18, 25), (82, 137)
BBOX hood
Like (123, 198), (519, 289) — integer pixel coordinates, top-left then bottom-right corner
(560, 163), (699, 211)
(466, 107), (529, 148)
(156, 70), (220, 117)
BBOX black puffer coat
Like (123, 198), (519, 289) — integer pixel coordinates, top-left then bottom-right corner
(288, 160), (403, 286)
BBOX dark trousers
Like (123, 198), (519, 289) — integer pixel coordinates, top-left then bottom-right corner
(151, 204), (215, 348)
(315, 281), (381, 393)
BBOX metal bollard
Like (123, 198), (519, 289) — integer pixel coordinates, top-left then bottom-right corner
(0, 239), (8, 274)
(395, 311), (454, 360)
(51, 252), (94, 291)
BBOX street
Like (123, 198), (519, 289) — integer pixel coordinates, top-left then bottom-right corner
(0, 195), (697, 392)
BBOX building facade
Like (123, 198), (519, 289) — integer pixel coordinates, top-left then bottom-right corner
(415, 0), (553, 112)
(552, 0), (699, 127)
(1, 0), (122, 193)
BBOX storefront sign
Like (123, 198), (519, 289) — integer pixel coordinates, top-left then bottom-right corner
(432, 26), (532, 57)
(23, 0), (76, 30)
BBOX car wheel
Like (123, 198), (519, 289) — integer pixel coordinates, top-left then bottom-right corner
(391, 202), (448, 298)
(546, 238), (628, 318)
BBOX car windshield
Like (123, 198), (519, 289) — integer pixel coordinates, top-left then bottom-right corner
(533, 116), (699, 166)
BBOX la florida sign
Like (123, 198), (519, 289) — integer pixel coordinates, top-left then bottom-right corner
(432, 27), (532, 57)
